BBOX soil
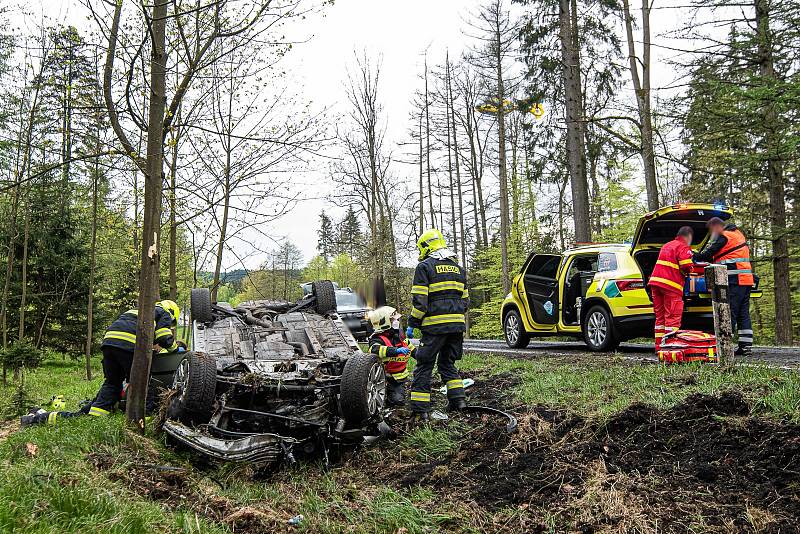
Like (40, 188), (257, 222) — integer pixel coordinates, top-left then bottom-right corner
(88, 437), (290, 533)
(392, 389), (800, 533)
(87, 374), (800, 533)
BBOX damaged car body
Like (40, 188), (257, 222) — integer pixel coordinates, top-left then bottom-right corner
(162, 281), (388, 465)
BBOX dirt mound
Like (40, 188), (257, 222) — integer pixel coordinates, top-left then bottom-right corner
(88, 438), (288, 533)
(398, 391), (800, 532)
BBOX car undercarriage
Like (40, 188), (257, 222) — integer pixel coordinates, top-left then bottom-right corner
(162, 281), (388, 465)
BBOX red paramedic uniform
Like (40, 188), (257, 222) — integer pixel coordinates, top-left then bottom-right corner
(648, 236), (694, 350)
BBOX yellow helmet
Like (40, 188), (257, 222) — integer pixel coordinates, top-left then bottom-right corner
(157, 300), (180, 325)
(367, 306), (399, 333)
(416, 228), (447, 261)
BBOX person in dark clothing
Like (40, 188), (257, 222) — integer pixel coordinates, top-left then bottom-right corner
(22, 300), (183, 426)
(367, 306), (415, 406)
(406, 229), (469, 419)
(694, 217), (755, 355)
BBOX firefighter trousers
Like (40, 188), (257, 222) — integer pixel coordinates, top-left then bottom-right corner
(652, 286), (684, 351)
(730, 284), (753, 349)
(28, 346), (160, 425)
(386, 377), (406, 406)
(410, 332), (464, 413)
(93, 345), (159, 414)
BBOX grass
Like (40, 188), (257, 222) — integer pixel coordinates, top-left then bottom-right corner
(0, 352), (798, 532)
(458, 352), (800, 421)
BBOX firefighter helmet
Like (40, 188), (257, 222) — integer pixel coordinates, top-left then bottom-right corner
(368, 306), (399, 333)
(157, 300), (180, 325)
(416, 228), (447, 261)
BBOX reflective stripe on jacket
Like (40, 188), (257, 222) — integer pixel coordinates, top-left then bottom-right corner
(102, 307), (178, 352)
(369, 331), (414, 381)
(648, 237), (694, 295)
(408, 256), (469, 335)
(713, 229), (754, 286)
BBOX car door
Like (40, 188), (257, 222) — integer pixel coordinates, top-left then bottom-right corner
(519, 253), (562, 327)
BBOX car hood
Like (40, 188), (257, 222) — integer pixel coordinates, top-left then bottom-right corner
(631, 203), (732, 251)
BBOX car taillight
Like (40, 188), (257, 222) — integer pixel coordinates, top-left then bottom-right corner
(617, 279), (644, 291)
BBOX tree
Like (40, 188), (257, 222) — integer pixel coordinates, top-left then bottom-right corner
(622, 0), (659, 210)
(92, 0), (283, 428)
(317, 211), (335, 260)
(465, 0), (520, 292)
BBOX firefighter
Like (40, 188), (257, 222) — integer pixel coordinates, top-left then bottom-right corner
(648, 226), (694, 351)
(367, 306), (415, 406)
(693, 217), (755, 355)
(406, 229), (469, 419)
(21, 300), (183, 426)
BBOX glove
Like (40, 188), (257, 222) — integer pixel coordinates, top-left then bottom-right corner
(406, 327), (414, 339)
(396, 347), (411, 355)
(177, 346), (187, 353)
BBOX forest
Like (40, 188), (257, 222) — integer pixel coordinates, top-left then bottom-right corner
(0, 0), (797, 376)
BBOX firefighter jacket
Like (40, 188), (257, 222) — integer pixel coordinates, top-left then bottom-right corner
(648, 236), (694, 295)
(408, 255), (469, 335)
(693, 225), (754, 286)
(102, 307), (178, 353)
(369, 330), (414, 381)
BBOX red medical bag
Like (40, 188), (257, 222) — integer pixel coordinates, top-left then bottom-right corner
(658, 330), (717, 364)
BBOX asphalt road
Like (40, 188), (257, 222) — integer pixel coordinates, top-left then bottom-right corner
(463, 338), (800, 369)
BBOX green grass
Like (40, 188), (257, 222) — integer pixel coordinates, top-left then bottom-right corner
(459, 352), (800, 421)
(1, 352), (799, 532)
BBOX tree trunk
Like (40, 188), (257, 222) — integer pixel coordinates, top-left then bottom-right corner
(445, 62), (457, 254)
(168, 128), (179, 301)
(495, 24), (511, 293)
(622, 0), (658, 210)
(754, 0), (792, 345)
(17, 201), (29, 342)
(424, 59), (435, 227)
(447, 56), (467, 268)
(418, 114), (425, 234)
(127, 0), (168, 429)
(559, 0), (591, 243)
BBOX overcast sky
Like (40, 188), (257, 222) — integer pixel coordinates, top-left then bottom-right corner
(8, 0), (690, 270)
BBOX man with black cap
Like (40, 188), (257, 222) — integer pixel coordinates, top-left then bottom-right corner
(694, 217), (755, 355)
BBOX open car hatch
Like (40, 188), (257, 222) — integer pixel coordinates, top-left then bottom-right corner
(631, 203), (733, 251)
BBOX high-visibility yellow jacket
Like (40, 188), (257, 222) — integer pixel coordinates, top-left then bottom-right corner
(408, 255), (469, 335)
(101, 306), (178, 353)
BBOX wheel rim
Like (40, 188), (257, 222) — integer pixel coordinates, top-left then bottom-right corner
(173, 358), (190, 401)
(366, 363), (386, 415)
(505, 313), (519, 344)
(587, 311), (607, 347)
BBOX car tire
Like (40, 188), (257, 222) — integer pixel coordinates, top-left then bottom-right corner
(339, 352), (386, 425)
(190, 288), (213, 323)
(168, 351), (217, 425)
(503, 308), (530, 349)
(582, 305), (619, 352)
(312, 280), (337, 315)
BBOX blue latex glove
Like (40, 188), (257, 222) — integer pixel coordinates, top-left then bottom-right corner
(177, 346), (187, 353)
(406, 327), (414, 339)
(396, 347), (411, 355)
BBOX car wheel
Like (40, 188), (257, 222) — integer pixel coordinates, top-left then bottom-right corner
(168, 352), (217, 425)
(339, 352), (386, 425)
(312, 280), (337, 315)
(190, 288), (213, 323)
(582, 305), (619, 352)
(503, 309), (530, 349)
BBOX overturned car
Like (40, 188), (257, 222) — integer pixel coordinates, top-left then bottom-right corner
(162, 281), (387, 465)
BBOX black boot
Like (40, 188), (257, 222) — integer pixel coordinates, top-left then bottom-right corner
(734, 346), (752, 356)
(386, 382), (406, 407)
(448, 398), (467, 412)
(410, 411), (429, 422)
(20, 409), (48, 427)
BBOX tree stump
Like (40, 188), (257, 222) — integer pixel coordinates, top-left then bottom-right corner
(705, 264), (734, 367)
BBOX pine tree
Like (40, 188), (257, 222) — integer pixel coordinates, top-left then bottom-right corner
(317, 210), (335, 261)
